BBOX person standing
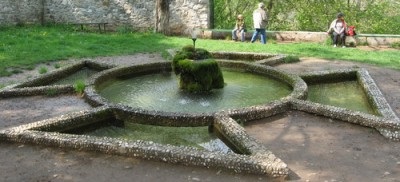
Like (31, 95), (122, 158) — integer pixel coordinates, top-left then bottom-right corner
(232, 14), (246, 42)
(327, 12), (347, 48)
(250, 2), (268, 44)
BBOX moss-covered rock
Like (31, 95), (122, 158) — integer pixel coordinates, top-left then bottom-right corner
(172, 45), (224, 92)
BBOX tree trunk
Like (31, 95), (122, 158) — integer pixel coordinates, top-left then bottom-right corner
(155, 0), (170, 35)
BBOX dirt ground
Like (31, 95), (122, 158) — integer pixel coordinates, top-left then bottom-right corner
(0, 50), (400, 182)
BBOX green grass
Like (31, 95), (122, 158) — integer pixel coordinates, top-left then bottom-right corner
(1, 25), (400, 77)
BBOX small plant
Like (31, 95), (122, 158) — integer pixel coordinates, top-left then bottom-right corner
(54, 63), (61, 69)
(284, 55), (300, 63)
(74, 79), (85, 95)
(38, 66), (48, 74)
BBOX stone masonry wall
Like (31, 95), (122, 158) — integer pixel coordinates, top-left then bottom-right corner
(0, 0), (44, 25)
(169, 0), (210, 35)
(0, 0), (210, 35)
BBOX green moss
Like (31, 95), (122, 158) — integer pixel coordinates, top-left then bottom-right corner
(172, 45), (225, 92)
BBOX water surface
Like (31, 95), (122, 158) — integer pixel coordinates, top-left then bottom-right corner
(98, 70), (292, 113)
(52, 68), (98, 85)
(307, 81), (376, 115)
(86, 122), (233, 153)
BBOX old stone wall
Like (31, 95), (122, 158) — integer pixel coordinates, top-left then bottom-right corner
(44, 0), (155, 28)
(0, 0), (44, 25)
(168, 0), (210, 35)
(0, 0), (210, 35)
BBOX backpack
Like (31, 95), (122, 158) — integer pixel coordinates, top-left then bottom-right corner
(347, 26), (356, 36)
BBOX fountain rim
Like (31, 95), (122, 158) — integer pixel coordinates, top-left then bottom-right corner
(84, 60), (307, 125)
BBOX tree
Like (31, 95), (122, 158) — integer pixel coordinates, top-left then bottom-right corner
(155, 0), (170, 35)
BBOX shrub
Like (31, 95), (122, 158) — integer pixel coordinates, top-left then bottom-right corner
(74, 80), (85, 95)
(39, 67), (48, 74)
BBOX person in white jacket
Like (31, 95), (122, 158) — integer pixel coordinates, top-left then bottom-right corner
(327, 12), (347, 48)
(250, 3), (268, 44)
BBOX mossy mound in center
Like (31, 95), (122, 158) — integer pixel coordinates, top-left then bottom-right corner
(172, 45), (225, 92)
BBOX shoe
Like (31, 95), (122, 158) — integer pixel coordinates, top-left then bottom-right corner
(333, 44), (337, 47)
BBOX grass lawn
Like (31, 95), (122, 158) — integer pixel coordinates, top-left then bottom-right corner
(1, 25), (400, 77)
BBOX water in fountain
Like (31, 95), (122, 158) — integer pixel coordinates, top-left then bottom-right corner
(98, 69), (292, 113)
(85, 122), (234, 153)
(307, 80), (377, 115)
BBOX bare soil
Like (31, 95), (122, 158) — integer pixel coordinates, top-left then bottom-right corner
(1, 52), (400, 182)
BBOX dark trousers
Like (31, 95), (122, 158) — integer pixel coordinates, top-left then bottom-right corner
(333, 32), (346, 46)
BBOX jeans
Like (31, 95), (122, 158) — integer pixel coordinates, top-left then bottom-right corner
(251, 28), (266, 44)
(332, 32), (346, 46)
(232, 29), (245, 42)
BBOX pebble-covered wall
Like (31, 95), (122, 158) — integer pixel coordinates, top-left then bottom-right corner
(0, 0), (210, 35)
